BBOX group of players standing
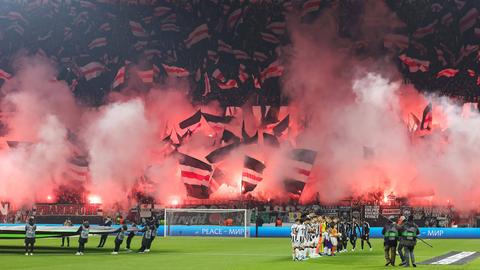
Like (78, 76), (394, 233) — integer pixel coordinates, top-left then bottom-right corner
(24, 216), (159, 256)
(290, 214), (372, 261)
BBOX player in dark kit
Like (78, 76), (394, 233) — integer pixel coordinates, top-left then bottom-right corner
(24, 216), (36, 256)
(382, 216), (399, 266)
(76, 220), (90, 255)
(126, 222), (137, 252)
(399, 215), (420, 267)
(337, 220), (348, 252)
(146, 217), (158, 252)
(360, 220), (372, 251)
(138, 224), (153, 253)
(111, 224), (128, 255)
(97, 216), (112, 248)
(347, 218), (361, 251)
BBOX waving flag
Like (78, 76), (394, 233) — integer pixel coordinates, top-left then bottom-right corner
(99, 22), (111, 32)
(460, 8), (479, 33)
(398, 54), (430, 72)
(154, 6), (171, 17)
(212, 68), (225, 82)
(0, 69), (12, 81)
(260, 32), (280, 44)
(302, 0), (322, 16)
(273, 115), (289, 136)
(284, 148), (317, 196)
(242, 156), (266, 194)
(266, 21), (286, 35)
(161, 23), (180, 32)
(413, 20), (437, 38)
(178, 153), (212, 199)
(129, 20), (148, 37)
(137, 69), (154, 83)
(253, 51), (268, 62)
(217, 79), (238, 90)
(441, 12), (453, 26)
(79, 62), (104, 81)
(179, 110), (202, 129)
(185, 24), (209, 48)
(233, 49), (250, 60)
(227, 8), (242, 29)
(161, 64), (189, 77)
(64, 155), (90, 182)
(88, 37), (107, 50)
(436, 68), (459, 78)
(203, 72), (211, 96)
(218, 40), (233, 54)
(420, 103), (433, 130)
(112, 66), (126, 89)
(261, 60), (284, 82)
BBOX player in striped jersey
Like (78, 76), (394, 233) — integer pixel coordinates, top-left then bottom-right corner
(291, 218), (300, 260)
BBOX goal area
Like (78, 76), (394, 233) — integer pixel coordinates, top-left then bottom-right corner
(163, 208), (249, 238)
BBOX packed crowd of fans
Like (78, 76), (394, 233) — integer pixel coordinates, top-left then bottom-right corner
(1, 1), (480, 107)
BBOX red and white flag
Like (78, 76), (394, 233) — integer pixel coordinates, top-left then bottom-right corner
(154, 6), (171, 17)
(0, 69), (12, 81)
(261, 60), (284, 82)
(7, 11), (28, 24)
(179, 153), (212, 199)
(398, 54), (430, 72)
(227, 8), (242, 29)
(161, 64), (190, 77)
(302, 0), (322, 16)
(241, 156), (265, 194)
(88, 37), (107, 50)
(212, 68), (225, 82)
(79, 0), (96, 9)
(436, 68), (459, 78)
(266, 21), (286, 35)
(112, 66), (126, 89)
(80, 62), (104, 81)
(161, 23), (180, 32)
(254, 51), (268, 62)
(7, 24), (24, 36)
(99, 22), (111, 32)
(218, 40), (233, 54)
(184, 24), (209, 48)
(203, 72), (211, 97)
(441, 12), (453, 26)
(207, 50), (218, 62)
(129, 20), (148, 38)
(260, 32), (280, 44)
(413, 20), (437, 38)
(137, 69), (154, 83)
(217, 79), (238, 90)
(233, 49), (250, 60)
(460, 8), (479, 33)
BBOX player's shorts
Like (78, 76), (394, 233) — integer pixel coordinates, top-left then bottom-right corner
(25, 238), (35, 244)
(332, 237), (339, 246)
(361, 234), (370, 241)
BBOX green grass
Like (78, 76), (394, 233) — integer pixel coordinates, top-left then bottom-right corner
(0, 236), (479, 270)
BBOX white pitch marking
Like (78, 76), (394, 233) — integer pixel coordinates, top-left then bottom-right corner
(431, 252), (476, 265)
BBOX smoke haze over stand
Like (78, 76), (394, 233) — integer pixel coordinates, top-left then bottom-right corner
(1, 4), (480, 212)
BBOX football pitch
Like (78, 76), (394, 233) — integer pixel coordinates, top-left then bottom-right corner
(0, 237), (479, 270)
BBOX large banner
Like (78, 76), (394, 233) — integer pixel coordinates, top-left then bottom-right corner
(34, 204), (102, 216)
